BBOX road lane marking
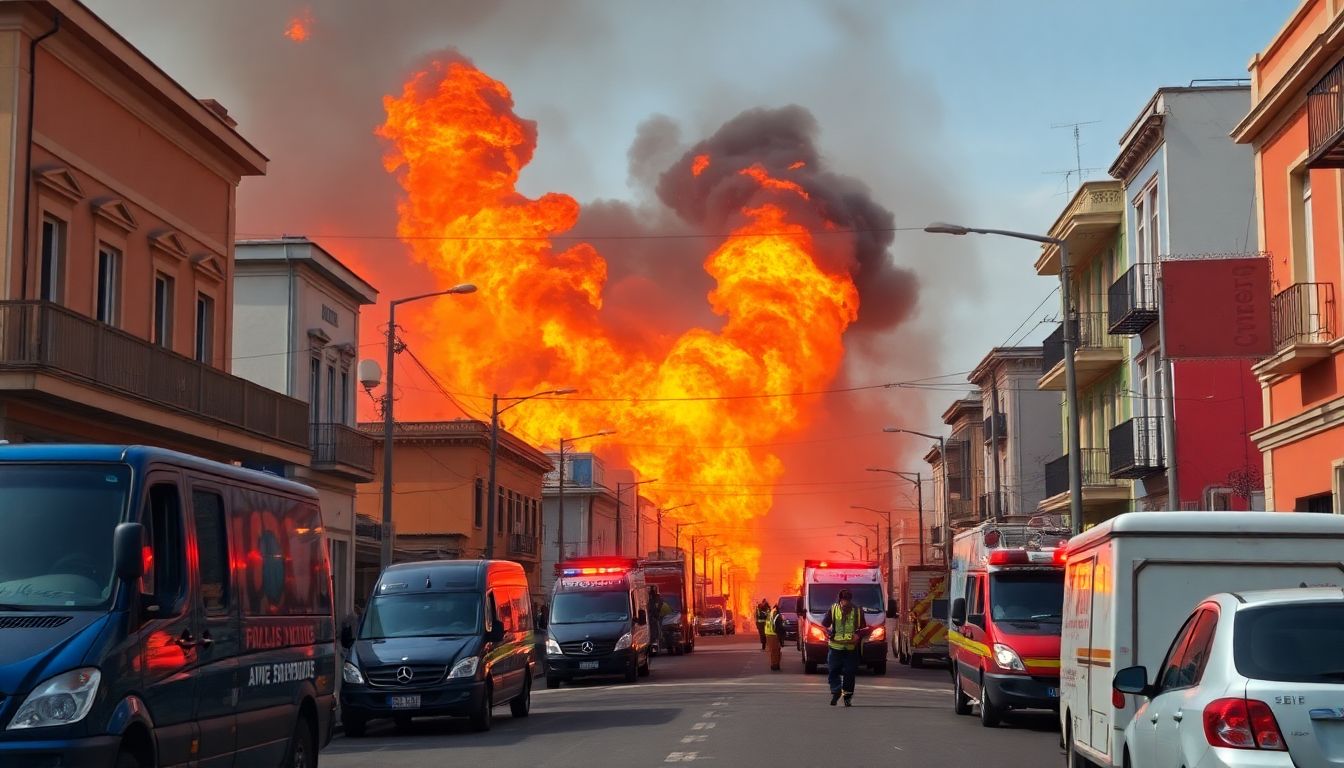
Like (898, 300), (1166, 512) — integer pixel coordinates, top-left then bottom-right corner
(682, 735), (708, 743)
(665, 752), (700, 762)
(691, 722), (716, 730)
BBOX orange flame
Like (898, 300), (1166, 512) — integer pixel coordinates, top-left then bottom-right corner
(374, 58), (863, 585)
(788, 161), (806, 170)
(284, 9), (312, 42)
(692, 154), (710, 177)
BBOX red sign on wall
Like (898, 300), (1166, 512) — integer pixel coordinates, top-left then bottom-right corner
(1161, 257), (1272, 359)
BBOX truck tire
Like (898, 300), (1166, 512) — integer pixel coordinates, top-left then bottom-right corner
(470, 684), (494, 732)
(953, 670), (973, 716)
(804, 659), (818, 674)
(979, 674), (1003, 727)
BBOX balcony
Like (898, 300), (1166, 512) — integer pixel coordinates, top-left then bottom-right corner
(0, 301), (309, 460)
(1036, 181), (1125, 276)
(1308, 58), (1344, 168)
(1108, 417), (1165, 479)
(1038, 312), (1126, 391)
(1252, 282), (1337, 378)
(1108, 262), (1159, 334)
(310, 422), (376, 480)
(510, 533), (538, 557)
(978, 491), (1004, 519)
(1040, 449), (1129, 515)
(947, 498), (978, 526)
(982, 412), (1006, 443)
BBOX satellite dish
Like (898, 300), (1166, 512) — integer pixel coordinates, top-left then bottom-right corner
(357, 359), (383, 390)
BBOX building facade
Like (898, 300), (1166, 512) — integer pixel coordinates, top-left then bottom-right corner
(232, 237), (379, 619)
(0, 1), (311, 470)
(358, 420), (552, 605)
(540, 451), (619, 594)
(968, 347), (1062, 519)
(1234, 0), (1344, 511)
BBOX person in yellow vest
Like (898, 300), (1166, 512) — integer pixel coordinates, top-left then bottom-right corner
(820, 588), (871, 706)
(763, 603), (785, 671)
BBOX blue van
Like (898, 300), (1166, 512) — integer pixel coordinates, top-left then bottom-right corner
(0, 445), (337, 767)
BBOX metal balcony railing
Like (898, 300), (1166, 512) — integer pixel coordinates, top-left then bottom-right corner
(310, 423), (376, 473)
(1271, 282), (1335, 351)
(1041, 313), (1122, 375)
(1108, 262), (1159, 334)
(1309, 58), (1344, 168)
(1108, 417), (1165, 479)
(1041, 323), (1065, 373)
(977, 491), (1004, 519)
(0, 301), (308, 447)
(947, 498), (977, 525)
(510, 533), (538, 556)
(1044, 449), (1116, 498)
(983, 413), (1006, 443)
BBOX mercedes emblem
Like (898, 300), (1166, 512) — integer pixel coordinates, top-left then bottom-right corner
(580, 641), (595, 654)
(396, 666), (414, 684)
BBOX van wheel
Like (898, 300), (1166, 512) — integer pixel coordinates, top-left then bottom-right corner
(953, 670), (972, 715)
(979, 675), (1003, 727)
(638, 655), (651, 677)
(342, 713), (367, 738)
(510, 675), (532, 718)
(624, 659), (639, 683)
(283, 713), (316, 768)
(545, 675), (562, 690)
(1065, 724), (1095, 768)
(471, 684), (494, 732)
(804, 660), (818, 674)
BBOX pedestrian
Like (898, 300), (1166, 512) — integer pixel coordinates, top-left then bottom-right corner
(755, 598), (769, 649)
(764, 602), (785, 671)
(820, 588), (870, 706)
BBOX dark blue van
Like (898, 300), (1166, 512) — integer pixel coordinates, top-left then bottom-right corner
(0, 445), (337, 767)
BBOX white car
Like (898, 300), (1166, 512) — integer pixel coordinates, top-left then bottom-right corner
(1112, 587), (1344, 768)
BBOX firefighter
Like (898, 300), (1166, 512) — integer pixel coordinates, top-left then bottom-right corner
(755, 599), (769, 649)
(820, 588), (870, 706)
(764, 602), (785, 671)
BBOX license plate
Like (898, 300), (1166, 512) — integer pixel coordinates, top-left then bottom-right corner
(390, 695), (420, 709)
(1046, 688), (1058, 698)
(580, 661), (599, 670)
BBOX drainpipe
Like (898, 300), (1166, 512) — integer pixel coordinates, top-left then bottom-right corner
(19, 14), (60, 301)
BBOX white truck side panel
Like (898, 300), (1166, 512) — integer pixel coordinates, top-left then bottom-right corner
(1062, 530), (1344, 768)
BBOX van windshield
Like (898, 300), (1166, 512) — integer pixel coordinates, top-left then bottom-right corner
(989, 571), (1064, 628)
(550, 591), (630, 624)
(0, 464), (130, 609)
(808, 584), (884, 613)
(359, 593), (482, 639)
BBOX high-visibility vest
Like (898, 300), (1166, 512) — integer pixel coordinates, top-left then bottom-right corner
(764, 609), (778, 637)
(828, 604), (860, 650)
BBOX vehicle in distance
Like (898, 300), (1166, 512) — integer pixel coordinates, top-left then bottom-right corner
(694, 606), (728, 636)
(776, 596), (800, 642)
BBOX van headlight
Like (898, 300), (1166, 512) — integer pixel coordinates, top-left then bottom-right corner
(448, 656), (480, 679)
(992, 643), (1026, 672)
(342, 661), (365, 685)
(614, 633), (633, 651)
(545, 637), (563, 657)
(7, 668), (101, 730)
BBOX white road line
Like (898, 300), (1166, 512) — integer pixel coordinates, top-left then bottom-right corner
(690, 722), (716, 730)
(681, 735), (708, 743)
(665, 752), (700, 762)
(532, 680), (950, 695)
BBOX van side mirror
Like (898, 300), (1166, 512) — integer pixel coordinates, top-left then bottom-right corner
(1113, 665), (1153, 698)
(113, 523), (145, 582)
(636, 609), (648, 626)
(950, 597), (966, 626)
(340, 623), (355, 649)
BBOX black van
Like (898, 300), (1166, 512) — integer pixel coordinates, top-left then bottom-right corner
(340, 560), (535, 734)
(0, 445), (336, 768)
(544, 558), (651, 688)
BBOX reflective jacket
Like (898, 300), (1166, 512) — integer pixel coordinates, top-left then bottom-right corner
(821, 603), (862, 651)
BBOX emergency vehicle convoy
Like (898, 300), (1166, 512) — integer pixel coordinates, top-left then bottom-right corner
(544, 558), (652, 688)
(894, 562), (948, 668)
(797, 560), (888, 675)
(948, 519), (1068, 727)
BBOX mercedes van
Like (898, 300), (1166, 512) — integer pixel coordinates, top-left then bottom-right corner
(544, 557), (651, 687)
(339, 559), (536, 734)
(0, 445), (337, 768)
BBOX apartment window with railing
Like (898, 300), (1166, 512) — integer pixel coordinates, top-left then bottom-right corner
(153, 273), (174, 348)
(40, 215), (66, 303)
(194, 293), (214, 364)
(96, 245), (121, 325)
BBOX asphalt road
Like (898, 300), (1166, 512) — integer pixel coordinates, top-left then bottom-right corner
(321, 635), (1061, 767)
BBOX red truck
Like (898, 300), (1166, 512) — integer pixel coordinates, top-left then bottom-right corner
(643, 560), (695, 655)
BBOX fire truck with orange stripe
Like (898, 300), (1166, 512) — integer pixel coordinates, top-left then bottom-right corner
(894, 562), (948, 668)
(947, 518), (1069, 727)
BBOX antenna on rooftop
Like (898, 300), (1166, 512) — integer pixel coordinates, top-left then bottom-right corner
(1047, 120), (1101, 197)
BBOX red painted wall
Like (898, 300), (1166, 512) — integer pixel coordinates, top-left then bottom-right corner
(1172, 359), (1263, 509)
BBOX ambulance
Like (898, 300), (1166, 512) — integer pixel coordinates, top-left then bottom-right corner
(796, 560), (888, 675)
(948, 519), (1069, 727)
(544, 557), (652, 687)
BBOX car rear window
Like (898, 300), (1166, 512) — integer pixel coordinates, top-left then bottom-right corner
(1234, 602), (1344, 683)
(778, 596), (798, 612)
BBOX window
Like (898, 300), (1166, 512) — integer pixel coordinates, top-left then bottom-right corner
(329, 539), (349, 617)
(1135, 197), (1147, 266)
(497, 487), (505, 531)
(474, 478), (484, 528)
(194, 294), (214, 364)
(39, 215), (66, 302)
(142, 482), (186, 615)
(1303, 172), (1316, 283)
(340, 370), (350, 424)
(1147, 186), (1159, 262)
(153, 273), (174, 348)
(1161, 609), (1217, 690)
(1234, 603), (1344, 683)
(326, 364), (336, 423)
(309, 357), (321, 423)
(495, 589), (515, 632)
(191, 489), (230, 614)
(1156, 610), (1203, 691)
(96, 245), (121, 325)
(967, 574), (985, 624)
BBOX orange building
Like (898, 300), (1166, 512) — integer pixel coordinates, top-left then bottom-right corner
(1235, 0), (1344, 511)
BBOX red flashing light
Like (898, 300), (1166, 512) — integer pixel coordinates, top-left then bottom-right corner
(819, 561), (828, 568)
(988, 550), (1030, 566)
(1054, 549), (1068, 565)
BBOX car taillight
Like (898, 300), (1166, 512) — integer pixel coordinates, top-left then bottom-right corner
(1203, 698), (1287, 751)
(808, 624), (827, 642)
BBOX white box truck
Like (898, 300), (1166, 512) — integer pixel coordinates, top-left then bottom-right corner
(1060, 512), (1344, 768)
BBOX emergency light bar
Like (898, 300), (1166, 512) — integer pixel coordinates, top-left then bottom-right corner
(554, 556), (638, 576)
(804, 559), (878, 570)
(561, 566), (628, 577)
(988, 549), (1066, 566)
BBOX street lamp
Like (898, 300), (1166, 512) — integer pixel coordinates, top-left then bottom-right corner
(673, 519), (703, 557)
(868, 467), (925, 566)
(923, 222), (1082, 535)
(850, 505), (895, 604)
(689, 534), (718, 610)
(615, 479), (658, 557)
(656, 503), (696, 556)
(882, 428), (948, 560)
(838, 534), (870, 560)
(486, 387), (576, 558)
(378, 283), (477, 571)
(830, 548), (858, 560)
(556, 429), (616, 560)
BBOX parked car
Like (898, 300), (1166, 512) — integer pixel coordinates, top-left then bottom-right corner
(695, 607), (727, 636)
(1113, 587), (1344, 768)
(777, 596), (799, 642)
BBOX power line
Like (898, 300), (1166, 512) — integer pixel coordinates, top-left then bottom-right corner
(234, 224), (929, 244)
